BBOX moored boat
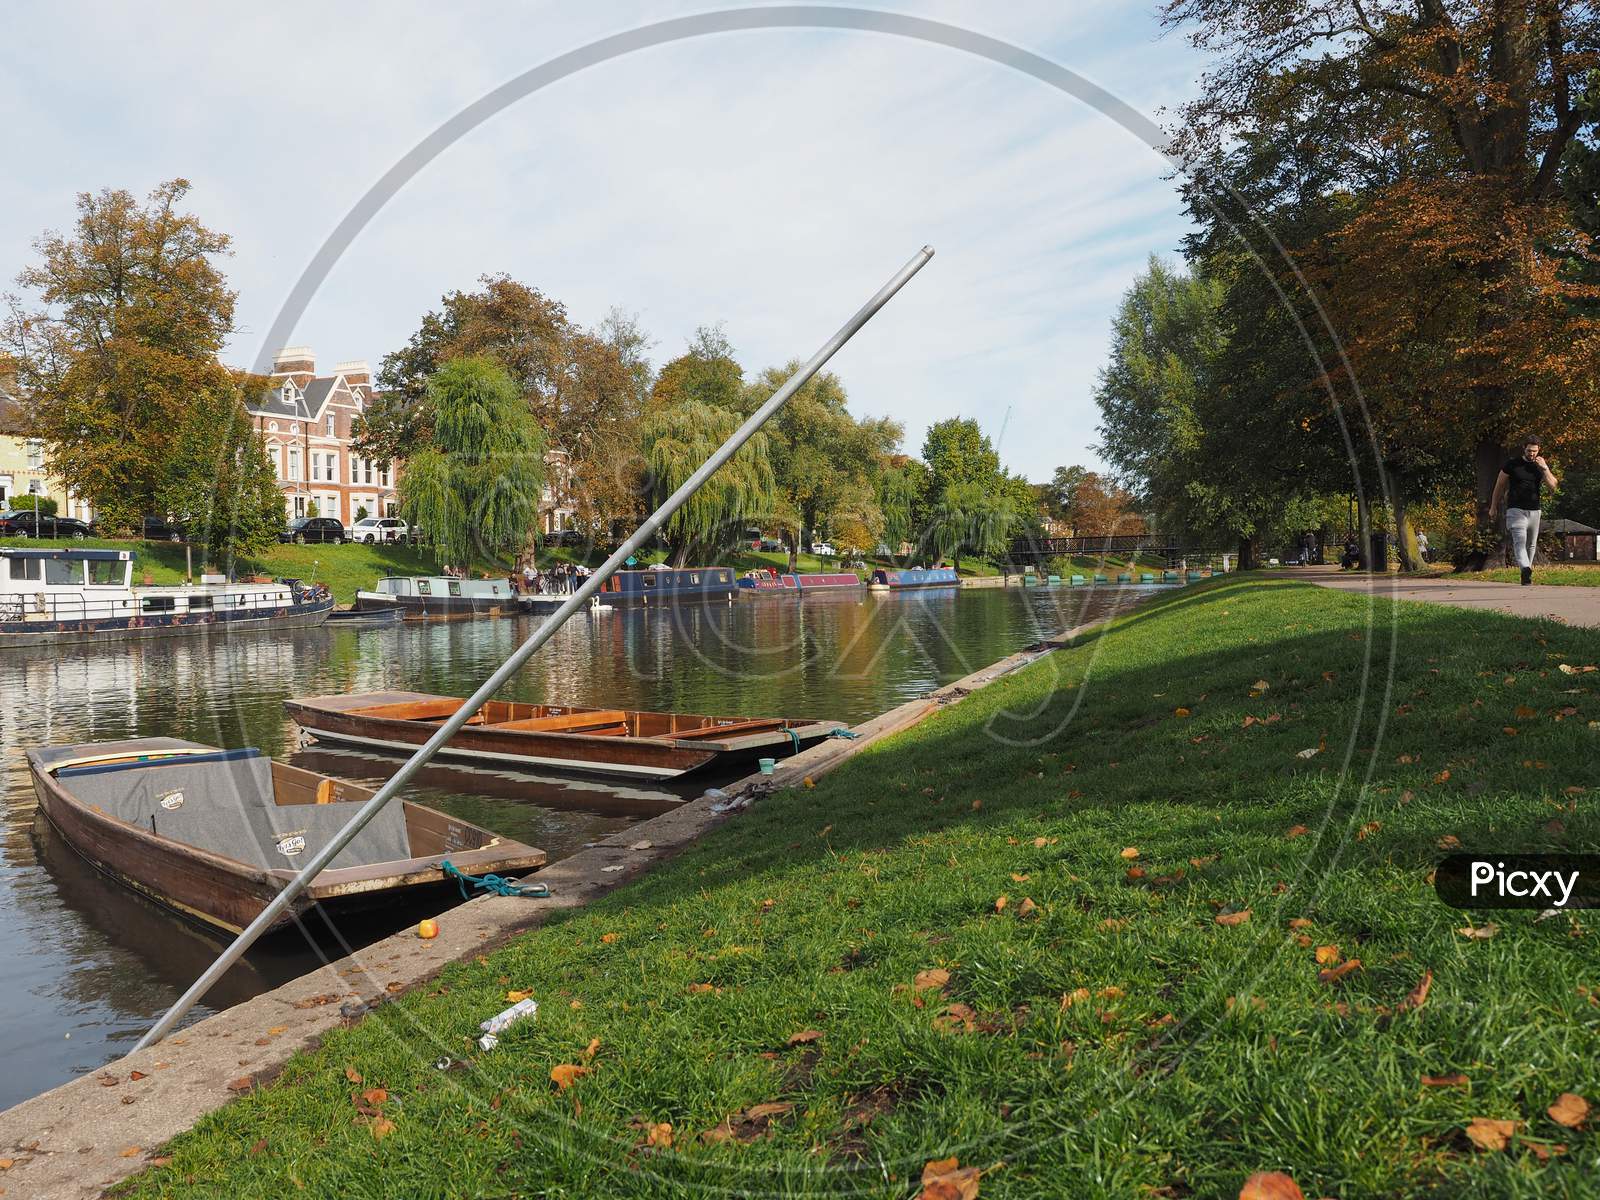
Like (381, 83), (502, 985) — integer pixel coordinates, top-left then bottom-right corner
(285, 690), (847, 779)
(738, 570), (864, 595)
(596, 567), (738, 606)
(26, 738), (546, 935)
(0, 548), (333, 647)
(326, 605), (404, 626)
(355, 575), (522, 619)
(869, 567), (960, 590)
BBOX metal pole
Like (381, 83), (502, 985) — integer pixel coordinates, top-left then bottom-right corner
(137, 244), (935, 1049)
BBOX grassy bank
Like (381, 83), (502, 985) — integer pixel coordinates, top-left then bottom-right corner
(0, 536), (443, 605)
(120, 577), (1600, 1198)
(1447, 565), (1600, 587)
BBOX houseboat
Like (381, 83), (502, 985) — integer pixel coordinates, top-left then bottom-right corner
(595, 567), (739, 607)
(286, 690), (847, 780)
(27, 737), (545, 934)
(737, 569), (865, 594)
(0, 547), (333, 647)
(868, 567), (960, 591)
(354, 575), (523, 619)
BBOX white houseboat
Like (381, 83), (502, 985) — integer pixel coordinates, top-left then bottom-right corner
(0, 548), (334, 647)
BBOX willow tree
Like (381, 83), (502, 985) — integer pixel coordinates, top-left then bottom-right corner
(931, 480), (1015, 573)
(398, 357), (544, 572)
(640, 398), (776, 566)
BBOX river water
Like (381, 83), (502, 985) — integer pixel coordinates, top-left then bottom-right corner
(0, 583), (1150, 1108)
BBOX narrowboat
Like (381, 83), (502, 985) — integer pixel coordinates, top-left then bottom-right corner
(868, 567), (960, 590)
(737, 570), (865, 594)
(354, 575), (522, 619)
(0, 547), (333, 647)
(26, 738), (546, 935)
(285, 690), (847, 779)
(595, 567), (738, 606)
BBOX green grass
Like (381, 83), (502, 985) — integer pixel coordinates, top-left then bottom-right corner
(1446, 565), (1600, 587)
(117, 578), (1600, 1198)
(0, 536), (445, 605)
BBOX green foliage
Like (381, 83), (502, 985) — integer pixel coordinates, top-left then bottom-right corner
(639, 398), (776, 566)
(921, 417), (1000, 494)
(304, 499), (319, 519)
(649, 325), (745, 413)
(876, 459), (927, 552)
(930, 479), (1015, 570)
(153, 373), (284, 563)
(397, 358), (545, 570)
(4, 493), (55, 516)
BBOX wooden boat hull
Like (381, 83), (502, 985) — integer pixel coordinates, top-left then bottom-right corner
(0, 597), (333, 648)
(285, 691), (846, 780)
(26, 738), (546, 936)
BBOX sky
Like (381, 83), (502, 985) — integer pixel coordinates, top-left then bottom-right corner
(0, 2), (1206, 482)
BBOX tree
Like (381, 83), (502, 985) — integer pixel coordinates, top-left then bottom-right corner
(1044, 466), (1147, 535)
(930, 480), (1016, 573)
(876, 457), (928, 555)
(649, 325), (745, 413)
(921, 418), (1001, 495)
(1163, 0), (1600, 560)
(396, 358), (545, 571)
(639, 398), (776, 566)
(155, 373), (285, 564)
(1, 179), (237, 529)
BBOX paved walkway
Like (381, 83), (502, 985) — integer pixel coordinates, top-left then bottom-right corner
(1297, 565), (1600, 629)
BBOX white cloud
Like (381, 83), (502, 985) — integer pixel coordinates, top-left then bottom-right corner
(0, 1), (1204, 479)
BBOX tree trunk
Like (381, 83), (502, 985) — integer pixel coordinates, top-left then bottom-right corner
(1393, 495), (1420, 573)
(1355, 491), (1373, 571)
(1236, 536), (1258, 570)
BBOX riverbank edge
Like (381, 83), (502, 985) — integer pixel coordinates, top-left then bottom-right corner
(0, 600), (1146, 1200)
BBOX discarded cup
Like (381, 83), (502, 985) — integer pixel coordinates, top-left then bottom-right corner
(758, 758), (776, 776)
(480, 996), (539, 1037)
(477, 1034), (499, 1053)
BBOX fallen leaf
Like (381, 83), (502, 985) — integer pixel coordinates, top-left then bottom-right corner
(226, 1077), (253, 1094)
(745, 1101), (794, 1120)
(600, 933), (619, 944)
(1011, 873), (1030, 883)
(249, 1138), (268, 1156)
(1356, 821), (1381, 840)
(267, 1026), (286, 1036)
(1174, 707), (1191, 718)
(1422, 1072), (1469, 1087)
(1458, 923), (1499, 940)
(646, 1122), (673, 1148)
(1251, 679), (1270, 693)
(129, 1071), (147, 1081)
(1434, 769), (1451, 784)
(1215, 909), (1251, 927)
(361, 1088), (388, 1106)
(0, 1159), (11, 1170)
(934, 1002), (979, 1033)
(1464, 1116), (1518, 1151)
(505, 990), (532, 1002)
(687, 983), (716, 994)
(786, 1029), (824, 1046)
(1397, 970), (1433, 1014)
(118, 1147), (142, 1159)
(1528, 1142), (1568, 1162)
(1296, 748), (1320, 759)
(1515, 705), (1539, 719)
(993, 895), (1008, 912)
(1285, 825), (1309, 839)
(1120, 847), (1140, 859)
(1438, 835), (1462, 850)
(1314, 944), (1341, 965)
(1287, 917), (1312, 929)
(1190, 855), (1217, 868)
(583, 1038), (601, 1059)
(913, 968), (951, 993)
(550, 1064), (590, 1090)
(1238, 1172), (1303, 1200)
(1017, 897), (1038, 918)
(629, 840), (653, 851)
(1548, 1092), (1590, 1128)
(1318, 959), (1362, 984)
(921, 1155), (981, 1200)
(371, 1116), (395, 1142)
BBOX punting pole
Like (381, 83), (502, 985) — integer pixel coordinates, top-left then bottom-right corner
(137, 245), (935, 1049)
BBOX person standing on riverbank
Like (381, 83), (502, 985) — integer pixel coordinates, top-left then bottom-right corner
(1490, 436), (1559, 585)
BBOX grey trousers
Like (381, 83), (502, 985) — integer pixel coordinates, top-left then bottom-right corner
(1506, 507), (1541, 569)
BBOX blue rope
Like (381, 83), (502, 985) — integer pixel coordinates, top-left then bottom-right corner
(440, 859), (550, 900)
(784, 728), (801, 754)
(828, 728), (859, 740)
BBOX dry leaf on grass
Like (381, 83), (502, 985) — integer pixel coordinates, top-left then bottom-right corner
(1238, 1172), (1303, 1200)
(1285, 825), (1309, 839)
(226, 1077), (252, 1094)
(1314, 945), (1341, 965)
(1215, 909), (1251, 927)
(786, 1029), (823, 1046)
(1437, 835), (1462, 850)
(687, 982), (716, 994)
(583, 1038), (601, 1060)
(1287, 918), (1312, 930)
(505, 990), (532, 1002)
(920, 1156), (981, 1200)
(1548, 1092), (1590, 1128)
(1174, 707), (1191, 718)
(993, 895), (1008, 913)
(1465, 1117), (1519, 1151)
(1458, 923), (1499, 940)
(370, 1116), (395, 1142)
(600, 933), (619, 944)
(1296, 748), (1320, 759)
(913, 968), (951, 993)
(550, 1064), (590, 1090)
(361, 1088), (388, 1107)
(646, 1122), (673, 1148)
(1397, 970), (1433, 1014)
(1120, 847), (1140, 859)
(1017, 897), (1038, 918)
(1318, 959), (1362, 985)
(1422, 1072), (1469, 1088)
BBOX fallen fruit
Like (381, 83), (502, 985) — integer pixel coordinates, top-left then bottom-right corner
(417, 919), (439, 940)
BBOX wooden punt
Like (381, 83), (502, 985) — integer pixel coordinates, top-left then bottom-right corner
(26, 738), (547, 935)
(284, 691), (848, 780)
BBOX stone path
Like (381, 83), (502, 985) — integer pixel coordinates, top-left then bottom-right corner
(1298, 566), (1600, 629)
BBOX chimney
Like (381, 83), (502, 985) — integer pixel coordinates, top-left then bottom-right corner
(334, 359), (372, 387)
(272, 347), (316, 387)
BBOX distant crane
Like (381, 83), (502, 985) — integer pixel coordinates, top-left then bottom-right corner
(993, 404), (1012, 451)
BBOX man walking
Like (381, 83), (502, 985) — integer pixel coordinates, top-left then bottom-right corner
(1490, 436), (1559, 585)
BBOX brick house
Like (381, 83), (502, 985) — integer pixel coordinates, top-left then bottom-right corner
(246, 349), (399, 525)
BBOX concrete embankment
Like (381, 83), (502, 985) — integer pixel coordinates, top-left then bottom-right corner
(0, 604), (1140, 1200)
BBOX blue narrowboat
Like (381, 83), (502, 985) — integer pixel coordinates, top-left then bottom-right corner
(738, 571), (864, 595)
(868, 567), (960, 591)
(599, 567), (739, 606)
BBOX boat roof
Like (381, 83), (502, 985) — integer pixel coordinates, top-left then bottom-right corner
(28, 737), (212, 772)
(0, 547), (130, 562)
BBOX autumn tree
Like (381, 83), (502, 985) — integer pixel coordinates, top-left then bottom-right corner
(1044, 466), (1147, 536)
(1164, 0), (1600, 562)
(1, 179), (241, 530)
(639, 399), (777, 566)
(649, 325), (745, 413)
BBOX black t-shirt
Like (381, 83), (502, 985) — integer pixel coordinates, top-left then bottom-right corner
(1502, 458), (1544, 511)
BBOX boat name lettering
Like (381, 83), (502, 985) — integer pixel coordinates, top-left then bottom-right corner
(274, 831), (308, 857)
(158, 790), (185, 810)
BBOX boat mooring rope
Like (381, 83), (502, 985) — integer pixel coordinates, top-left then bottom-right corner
(440, 859), (551, 900)
(828, 728), (860, 740)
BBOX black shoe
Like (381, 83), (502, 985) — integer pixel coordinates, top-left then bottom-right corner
(1521, 567), (1532, 586)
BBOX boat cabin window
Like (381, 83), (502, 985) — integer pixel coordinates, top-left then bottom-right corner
(86, 559), (125, 586)
(690, 573), (700, 584)
(142, 596), (176, 612)
(188, 595), (213, 610)
(641, 574), (657, 588)
(448, 581), (461, 596)
(43, 558), (81, 586)
(417, 580), (432, 595)
(8, 558), (39, 582)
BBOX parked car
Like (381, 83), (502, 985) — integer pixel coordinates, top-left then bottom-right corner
(279, 517), (346, 545)
(759, 536), (783, 552)
(350, 516), (408, 544)
(0, 510), (91, 539)
(810, 542), (836, 558)
(130, 515), (185, 542)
